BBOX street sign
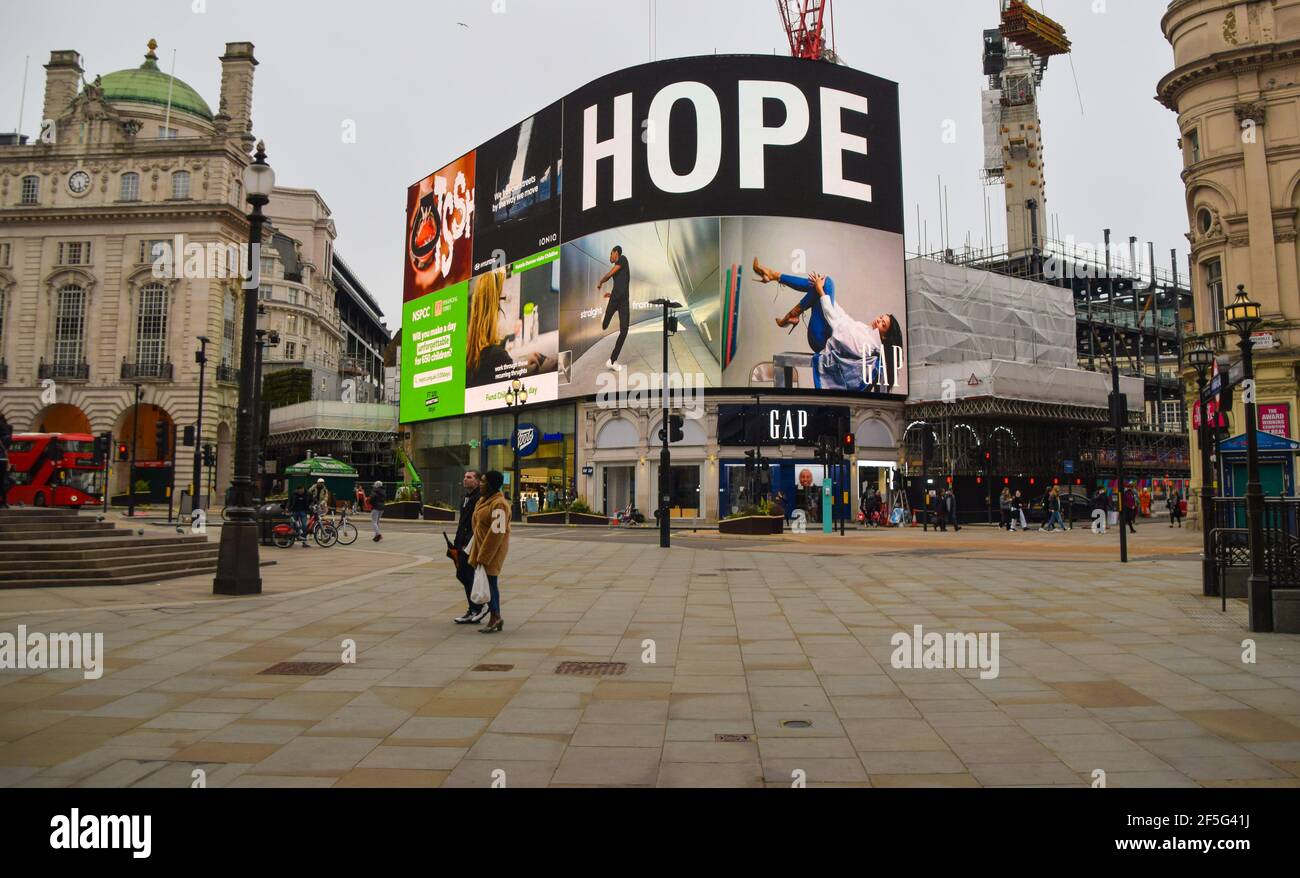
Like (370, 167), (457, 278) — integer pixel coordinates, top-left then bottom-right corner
(1252, 332), (1278, 351)
(1063, 460), (1074, 474)
(582, 466), (594, 477)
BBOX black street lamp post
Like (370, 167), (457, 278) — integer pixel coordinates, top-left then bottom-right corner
(127, 382), (143, 518)
(249, 326), (279, 495)
(192, 336), (209, 510)
(1188, 340), (1217, 597)
(214, 142), (275, 597)
(1224, 285), (1270, 632)
(651, 298), (681, 549)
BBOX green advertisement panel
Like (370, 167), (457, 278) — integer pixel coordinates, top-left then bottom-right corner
(401, 281), (469, 424)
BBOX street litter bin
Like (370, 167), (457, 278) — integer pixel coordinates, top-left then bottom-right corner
(258, 503), (288, 546)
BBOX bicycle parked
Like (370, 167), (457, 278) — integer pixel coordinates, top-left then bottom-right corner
(272, 504), (338, 548)
(325, 504), (360, 546)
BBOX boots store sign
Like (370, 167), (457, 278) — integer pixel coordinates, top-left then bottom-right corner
(563, 55), (904, 239)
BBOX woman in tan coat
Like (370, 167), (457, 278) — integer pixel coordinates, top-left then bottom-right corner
(468, 470), (512, 634)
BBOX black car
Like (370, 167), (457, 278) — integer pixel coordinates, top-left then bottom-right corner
(1026, 493), (1094, 524)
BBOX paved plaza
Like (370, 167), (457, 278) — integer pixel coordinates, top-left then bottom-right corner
(2, 521), (1299, 788)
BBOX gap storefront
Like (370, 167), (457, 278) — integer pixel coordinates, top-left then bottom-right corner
(581, 397), (902, 523)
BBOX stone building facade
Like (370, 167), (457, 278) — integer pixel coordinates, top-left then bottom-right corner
(1159, 0), (1300, 502)
(0, 39), (387, 505)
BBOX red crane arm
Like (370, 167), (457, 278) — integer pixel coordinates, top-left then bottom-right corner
(776, 0), (832, 61)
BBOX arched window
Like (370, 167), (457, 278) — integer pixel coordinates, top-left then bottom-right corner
(21, 176), (40, 205)
(171, 170), (191, 200)
(135, 282), (169, 367)
(54, 284), (86, 365)
(119, 172), (140, 201)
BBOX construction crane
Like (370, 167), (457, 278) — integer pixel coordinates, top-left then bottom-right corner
(776, 0), (837, 62)
(981, 0), (1071, 263)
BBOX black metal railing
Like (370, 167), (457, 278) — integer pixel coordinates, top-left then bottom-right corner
(1209, 497), (1300, 596)
(120, 360), (174, 381)
(216, 364), (239, 384)
(38, 361), (89, 381)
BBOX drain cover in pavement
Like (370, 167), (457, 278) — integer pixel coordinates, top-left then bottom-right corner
(473, 664), (515, 673)
(781, 719), (813, 729)
(715, 734), (754, 743)
(555, 661), (628, 677)
(259, 662), (343, 677)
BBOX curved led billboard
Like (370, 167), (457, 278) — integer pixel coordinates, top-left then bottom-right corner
(402, 54), (906, 425)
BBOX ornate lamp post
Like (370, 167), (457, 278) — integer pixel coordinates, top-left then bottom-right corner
(1187, 339), (1217, 597)
(1224, 284), (1270, 631)
(192, 336), (210, 509)
(214, 142), (274, 597)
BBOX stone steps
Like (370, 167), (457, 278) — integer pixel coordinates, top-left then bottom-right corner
(0, 543), (217, 572)
(0, 509), (220, 589)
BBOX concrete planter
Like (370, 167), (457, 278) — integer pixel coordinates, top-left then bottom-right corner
(719, 516), (784, 536)
(527, 512), (610, 527)
(422, 506), (457, 523)
(1274, 589), (1300, 634)
(383, 501), (422, 521)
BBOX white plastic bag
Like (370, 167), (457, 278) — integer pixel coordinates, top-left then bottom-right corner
(470, 565), (491, 606)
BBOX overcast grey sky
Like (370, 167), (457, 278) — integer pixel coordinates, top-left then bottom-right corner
(4, 0), (1188, 325)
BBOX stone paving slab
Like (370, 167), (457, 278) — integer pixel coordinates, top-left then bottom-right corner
(1, 525), (1298, 788)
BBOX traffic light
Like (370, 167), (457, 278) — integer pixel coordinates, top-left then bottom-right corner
(117, 442), (129, 461)
(202, 444), (215, 469)
(843, 432), (856, 457)
(744, 449), (757, 472)
(182, 425), (196, 448)
(155, 421), (170, 458)
(93, 432), (111, 464)
(659, 414), (685, 444)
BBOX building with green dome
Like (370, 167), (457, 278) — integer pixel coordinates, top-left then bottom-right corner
(0, 38), (394, 505)
(98, 41), (215, 125)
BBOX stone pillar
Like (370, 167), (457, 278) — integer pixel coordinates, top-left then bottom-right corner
(42, 51), (83, 133)
(219, 42), (258, 152)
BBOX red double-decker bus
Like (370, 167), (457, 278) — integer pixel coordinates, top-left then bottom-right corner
(3, 433), (104, 508)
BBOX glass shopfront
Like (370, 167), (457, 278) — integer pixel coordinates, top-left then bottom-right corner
(410, 403), (577, 514)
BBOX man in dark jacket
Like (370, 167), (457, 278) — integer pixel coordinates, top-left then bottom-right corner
(288, 486), (312, 547)
(453, 471), (488, 625)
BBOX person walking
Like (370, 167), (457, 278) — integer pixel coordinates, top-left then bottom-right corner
(1168, 489), (1185, 529)
(1011, 490), (1028, 532)
(453, 472), (488, 625)
(369, 480), (386, 542)
(999, 487), (1012, 531)
(469, 471), (512, 634)
(288, 485), (311, 547)
(1041, 486), (1064, 532)
(935, 489), (949, 532)
(942, 487), (960, 532)
(1123, 484), (1139, 534)
(1092, 488), (1109, 534)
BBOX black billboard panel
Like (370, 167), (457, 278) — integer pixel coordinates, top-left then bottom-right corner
(561, 55), (903, 241)
(472, 101), (564, 273)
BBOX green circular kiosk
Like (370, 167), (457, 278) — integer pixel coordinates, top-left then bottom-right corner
(283, 456), (359, 508)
